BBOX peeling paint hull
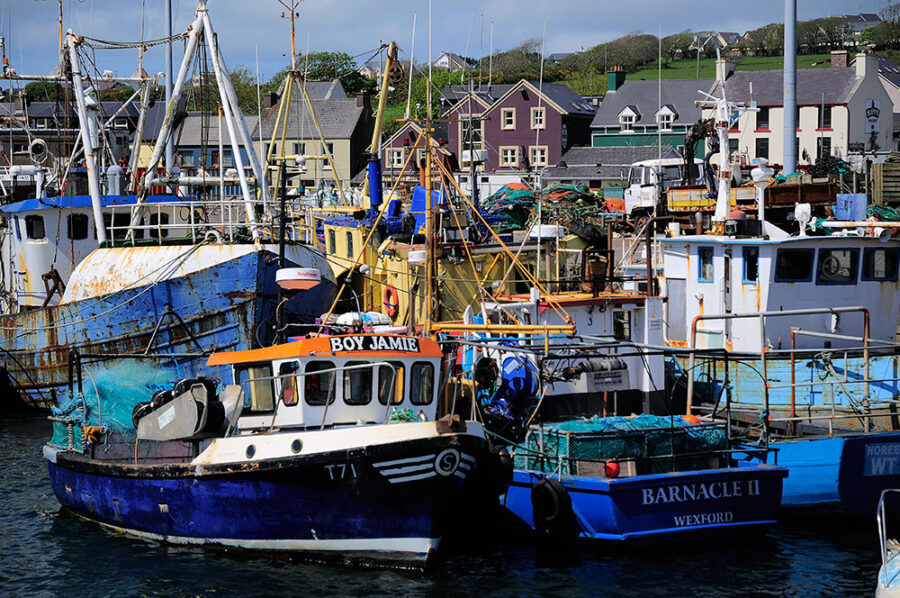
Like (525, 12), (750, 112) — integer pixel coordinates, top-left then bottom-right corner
(0, 245), (335, 411)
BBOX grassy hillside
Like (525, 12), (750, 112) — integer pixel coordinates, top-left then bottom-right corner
(561, 53), (833, 94)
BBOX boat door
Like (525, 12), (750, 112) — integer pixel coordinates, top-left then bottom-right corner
(723, 249), (732, 340)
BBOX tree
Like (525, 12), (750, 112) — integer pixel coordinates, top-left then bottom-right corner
(25, 81), (66, 102)
(662, 31), (695, 62)
(277, 51), (377, 96)
(863, 21), (900, 50)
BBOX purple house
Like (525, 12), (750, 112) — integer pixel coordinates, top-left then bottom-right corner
(380, 121), (451, 189)
(446, 79), (595, 174)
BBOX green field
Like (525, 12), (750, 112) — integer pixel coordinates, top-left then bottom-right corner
(562, 54), (833, 94)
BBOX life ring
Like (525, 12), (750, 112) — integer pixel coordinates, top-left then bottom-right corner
(531, 477), (577, 538)
(382, 285), (400, 318)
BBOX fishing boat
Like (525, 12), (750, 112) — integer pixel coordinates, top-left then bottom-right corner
(659, 88), (900, 515)
(502, 415), (786, 543)
(43, 331), (497, 569)
(878, 489), (900, 597)
(0, 2), (335, 410)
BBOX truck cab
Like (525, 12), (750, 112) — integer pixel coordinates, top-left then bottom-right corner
(623, 158), (701, 224)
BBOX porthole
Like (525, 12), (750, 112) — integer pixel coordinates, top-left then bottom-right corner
(246, 444), (256, 459)
(291, 439), (303, 454)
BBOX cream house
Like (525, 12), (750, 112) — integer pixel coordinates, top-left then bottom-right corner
(706, 54), (893, 168)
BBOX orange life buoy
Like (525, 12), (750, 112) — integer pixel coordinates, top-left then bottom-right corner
(382, 285), (399, 318)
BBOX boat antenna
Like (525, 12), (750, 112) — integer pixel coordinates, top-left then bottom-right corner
(462, 14), (473, 85)
(488, 20), (493, 87)
(535, 21), (546, 284)
(405, 13), (416, 120)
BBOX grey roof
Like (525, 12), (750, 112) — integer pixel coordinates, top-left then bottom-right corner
(441, 84), (516, 107)
(591, 78), (714, 128)
(711, 68), (858, 106)
(434, 52), (475, 70)
(872, 55), (900, 89)
(174, 112), (260, 146)
(842, 13), (882, 33)
(360, 59), (413, 72)
(537, 82), (597, 116)
(717, 32), (742, 45)
(547, 52), (576, 62)
(256, 97), (363, 140)
(543, 145), (682, 181)
(275, 78), (347, 100)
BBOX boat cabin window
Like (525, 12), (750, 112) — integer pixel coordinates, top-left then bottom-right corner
(67, 214), (89, 240)
(104, 212), (142, 240)
(346, 231), (354, 259)
(278, 361), (299, 406)
(327, 229), (335, 254)
(236, 363), (275, 413)
(613, 310), (632, 341)
(343, 361), (373, 405)
(304, 361), (336, 405)
(698, 247), (714, 282)
(150, 213), (170, 239)
(377, 362), (405, 405)
(816, 248), (858, 285)
(863, 248), (899, 281)
(743, 247), (759, 283)
(13, 217), (20, 241)
(24, 215), (45, 240)
(410, 362), (435, 406)
(774, 249), (813, 282)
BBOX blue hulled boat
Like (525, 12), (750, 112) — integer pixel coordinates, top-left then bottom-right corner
(44, 333), (499, 569)
(502, 415), (786, 542)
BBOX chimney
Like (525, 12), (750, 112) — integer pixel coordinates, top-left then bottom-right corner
(715, 57), (735, 82)
(266, 91), (279, 108)
(831, 50), (848, 68)
(607, 65), (626, 92)
(855, 52), (877, 80)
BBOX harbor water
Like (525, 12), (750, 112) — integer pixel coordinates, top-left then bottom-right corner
(0, 416), (879, 597)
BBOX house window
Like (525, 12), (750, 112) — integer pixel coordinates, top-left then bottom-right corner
(619, 114), (635, 132)
(501, 108), (516, 130)
(293, 142), (306, 156)
(728, 138), (739, 156)
(816, 248), (858, 285)
(461, 120), (483, 150)
(657, 113), (673, 131)
(863, 248), (900, 281)
(499, 146), (519, 167)
(322, 142), (334, 169)
(410, 362), (435, 405)
(211, 150), (233, 168)
(743, 247), (759, 283)
(67, 214), (88, 240)
(529, 146), (548, 167)
(343, 361), (373, 405)
(531, 107), (546, 130)
(698, 247), (714, 282)
(113, 117), (129, 130)
(387, 148), (404, 168)
(377, 362), (405, 405)
(817, 137), (832, 160)
(756, 108), (769, 130)
(820, 106), (832, 129)
(304, 361), (336, 405)
(775, 249), (814, 282)
(755, 138), (769, 160)
(175, 151), (195, 167)
(25, 215), (45, 240)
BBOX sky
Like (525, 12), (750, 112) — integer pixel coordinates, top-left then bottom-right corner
(2, 0), (887, 84)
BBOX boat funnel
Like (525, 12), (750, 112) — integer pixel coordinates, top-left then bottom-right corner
(367, 153), (383, 213)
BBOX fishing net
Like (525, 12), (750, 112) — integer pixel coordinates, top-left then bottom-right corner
(514, 414), (727, 476)
(49, 361), (175, 447)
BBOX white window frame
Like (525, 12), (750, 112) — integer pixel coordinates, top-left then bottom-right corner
(322, 142), (334, 170)
(619, 114), (635, 133)
(501, 108), (516, 130)
(499, 146), (519, 168)
(657, 113), (673, 132)
(529, 145), (548, 167)
(531, 106), (546, 130)
(387, 148), (405, 169)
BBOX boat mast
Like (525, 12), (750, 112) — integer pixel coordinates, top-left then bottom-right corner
(65, 31), (106, 244)
(424, 0), (434, 335)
